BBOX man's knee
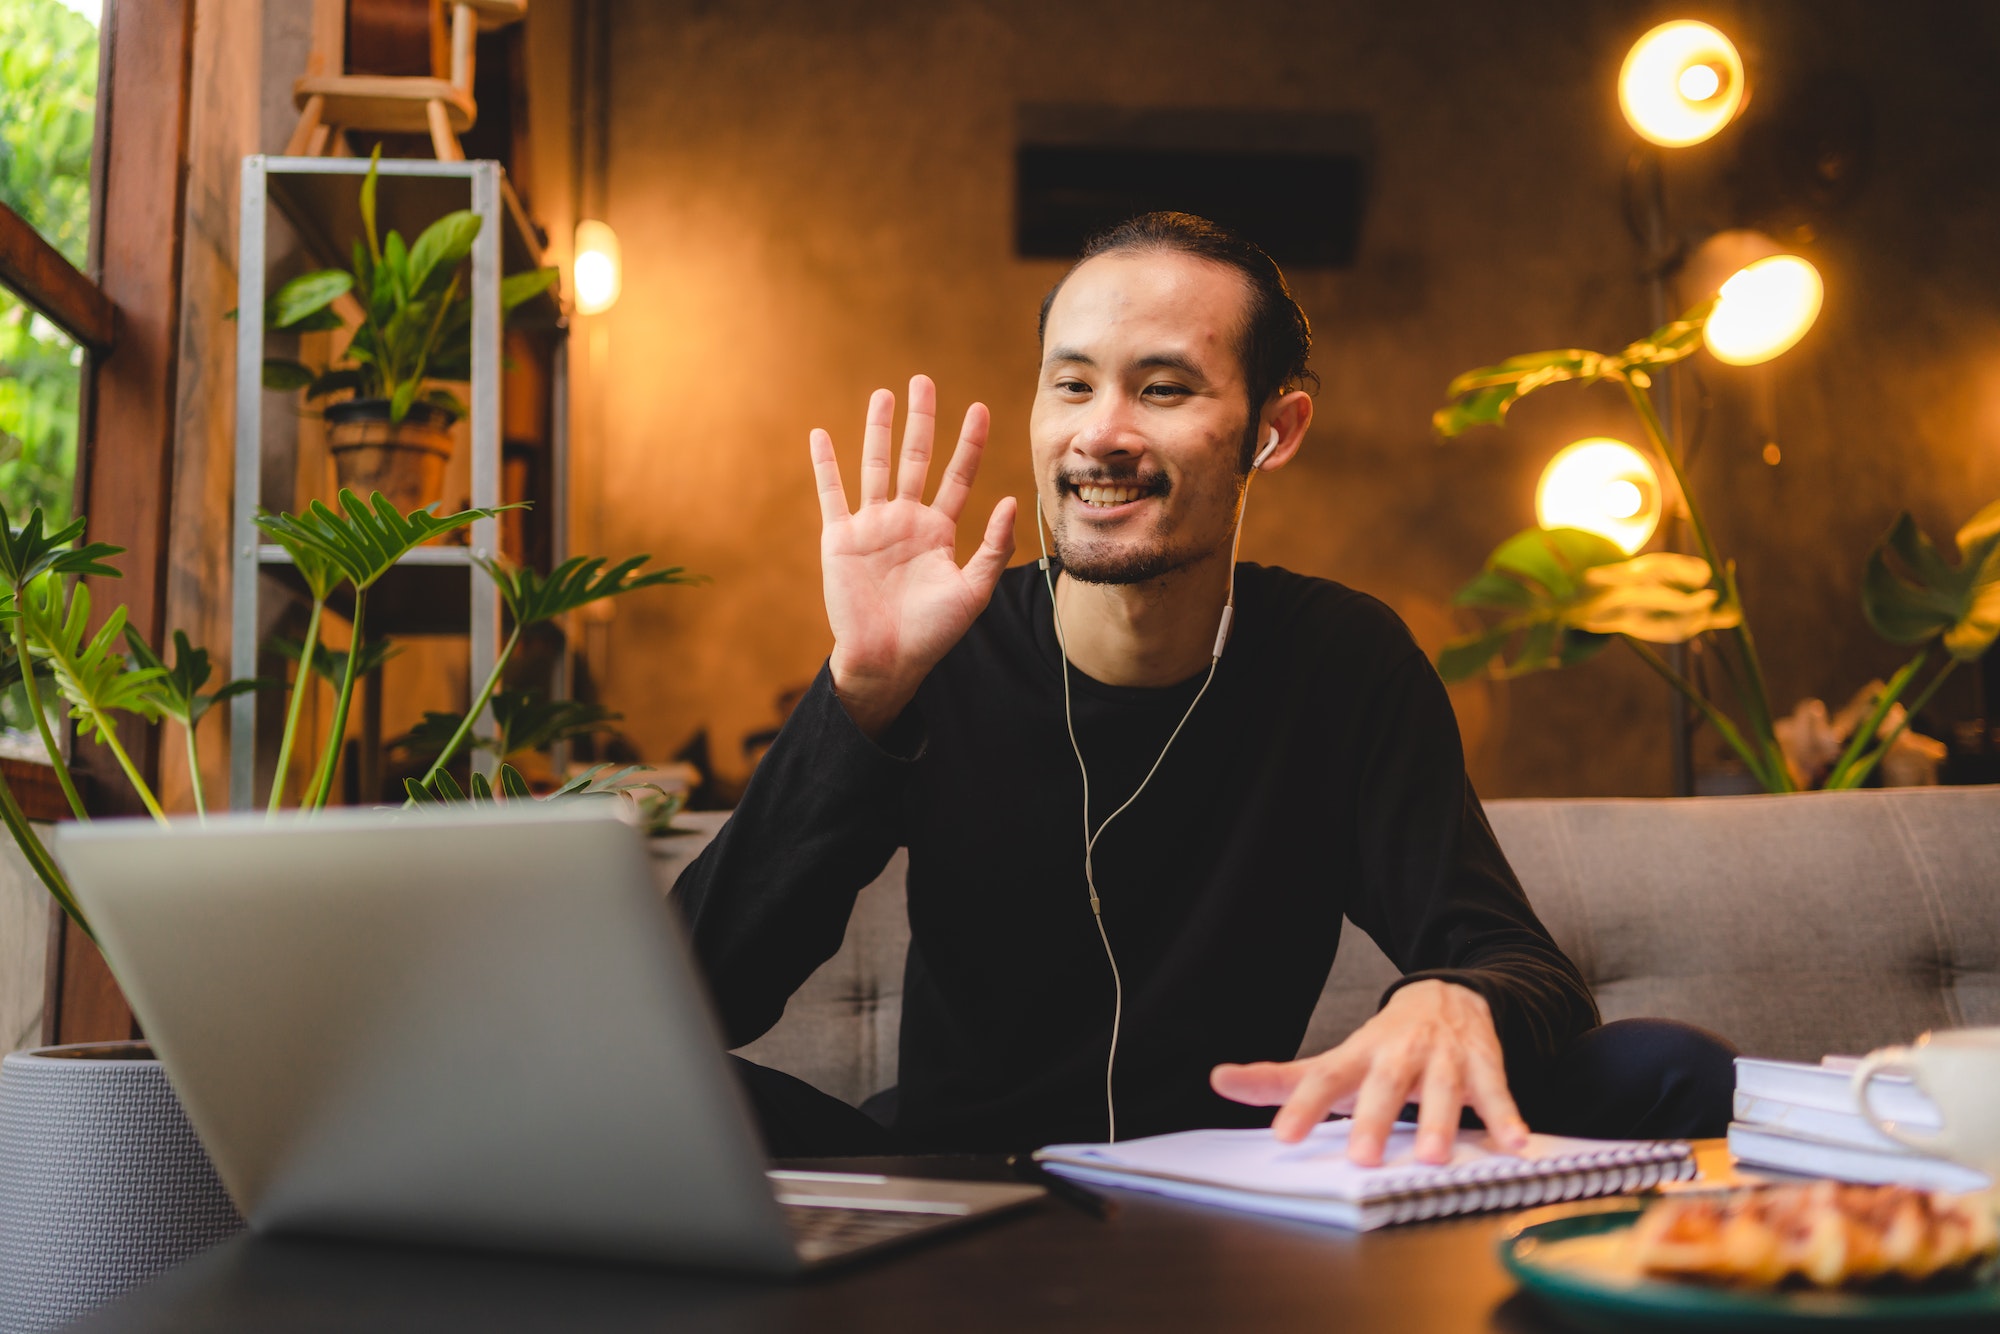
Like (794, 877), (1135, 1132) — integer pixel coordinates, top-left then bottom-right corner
(1528, 1017), (1737, 1140)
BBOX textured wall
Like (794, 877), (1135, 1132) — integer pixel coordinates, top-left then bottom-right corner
(570, 0), (2000, 797)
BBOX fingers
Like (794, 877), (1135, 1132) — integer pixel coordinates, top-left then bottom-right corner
(930, 402), (991, 523)
(1413, 1053), (1463, 1165)
(1344, 1047), (1422, 1166)
(1271, 1048), (1369, 1144)
(1210, 1060), (1306, 1106)
(1465, 1046), (1530, 1153)
(859, 387), (895, 506)
(808, 428), (850, 526)
(960, 497), (1017, 599)
(895, 374), (937, 502)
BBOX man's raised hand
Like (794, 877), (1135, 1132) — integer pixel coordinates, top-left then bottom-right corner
(812, 375), (1017, 738)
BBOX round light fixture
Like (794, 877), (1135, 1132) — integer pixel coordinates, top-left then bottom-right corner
(1619, 20), (1746, 147)
(573, 219), (622, 315)
(1703, 254), (1824, 365)
(1536, 438), (1663, 556)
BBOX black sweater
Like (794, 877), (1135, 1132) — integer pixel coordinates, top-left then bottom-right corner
(673, 563), (1598, 1152)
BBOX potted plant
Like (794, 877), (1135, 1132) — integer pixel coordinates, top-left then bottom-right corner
(1431, 303), (2000, 791)
(0, 491), (693, 1328)
(256, 150), (558, 514)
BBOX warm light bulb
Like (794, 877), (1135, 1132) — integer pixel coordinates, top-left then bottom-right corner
(1703, 255), (1823, 365)
(573, 219), (622, 315)
(1677, 63), (1720, 101)
(1619, 21), (1745, 146)
(1536, 438), (1662, 556)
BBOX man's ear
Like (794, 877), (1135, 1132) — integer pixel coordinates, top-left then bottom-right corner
(1254, 390), (1315, 472)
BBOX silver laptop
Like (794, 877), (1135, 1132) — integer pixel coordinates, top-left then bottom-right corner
(54, 803), (1041, 1274)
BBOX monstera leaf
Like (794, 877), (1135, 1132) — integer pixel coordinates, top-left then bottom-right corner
(1862, 499), (2000, 662)
(1438, 530), (1736, 683)
(1433, 300), (1715, 437)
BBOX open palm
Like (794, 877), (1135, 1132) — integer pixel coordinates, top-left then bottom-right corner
(812, 376), (1016, 736)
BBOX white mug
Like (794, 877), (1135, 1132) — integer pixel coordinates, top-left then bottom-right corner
(1853, 1027), (2000, 1183)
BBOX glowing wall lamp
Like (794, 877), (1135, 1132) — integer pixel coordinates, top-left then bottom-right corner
(1536, 438), (1663, 556)
(1681, 229), (1824, 366)
(573, 219), (622, 315)
(1619, 20), (1746, 147)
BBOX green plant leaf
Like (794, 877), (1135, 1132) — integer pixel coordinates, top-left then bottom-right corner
(420, 387), (466, 418)
(1432, 298), (1718, 438)
(359, 147), (382, 264)
(468, 771), (493, 803)
(476, 553), (703, 628)
(549, 762), (658, 800)
(1862, 500), (2000, 661)
(388, 708), (492, 762)
(255, 490), (513, 591)
(126, 628), (274, 726)
(267, 269), (353, 329)
(389, 377), (418, 424)
(262, 358), (316, 392)
(500, 267), (559, 313)
(429, 769), (467, 802)
(490, 690), (620, 756)
(382, 231), (409, 306)
(498, 763), (532, 799)
(406, 210), (482, 299)
(21, 575), (164, 740)
(1434, 528), (1712, 681)
(405, 776), (440, 805)
(0, 503), (125, 592)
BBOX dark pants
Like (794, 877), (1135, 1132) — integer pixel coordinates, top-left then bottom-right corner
(732, 1017), (1737, 1159)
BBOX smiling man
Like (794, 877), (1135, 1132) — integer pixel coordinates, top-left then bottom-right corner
(674, 213), (1733, 1164)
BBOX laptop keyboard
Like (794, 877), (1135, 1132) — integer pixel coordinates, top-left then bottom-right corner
(782, 1202), (961, 1263)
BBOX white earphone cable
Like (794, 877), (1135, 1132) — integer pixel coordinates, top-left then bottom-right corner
(1036, 437), (1269, 1141)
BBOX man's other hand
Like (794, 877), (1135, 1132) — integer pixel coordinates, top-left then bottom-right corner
(813, 375), (1017, 739)
(1208, 979), (1530, 1166)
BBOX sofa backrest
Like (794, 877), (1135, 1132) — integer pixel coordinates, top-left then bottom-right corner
(685, 787), (2000, 1108)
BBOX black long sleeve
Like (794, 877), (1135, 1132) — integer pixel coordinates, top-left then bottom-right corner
(672, 563), (1597, 1151)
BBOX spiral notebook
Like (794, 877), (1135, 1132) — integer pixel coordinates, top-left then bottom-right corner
(1034, 1120), (1697, 1231)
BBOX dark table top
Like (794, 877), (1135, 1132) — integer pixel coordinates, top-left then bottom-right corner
(69, 1155), (1602, 1334)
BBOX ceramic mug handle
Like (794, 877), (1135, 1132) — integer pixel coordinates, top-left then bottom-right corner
(1851, 1048), (1949, 1154)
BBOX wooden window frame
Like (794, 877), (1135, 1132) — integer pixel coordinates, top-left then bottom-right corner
(0, 0), (196, 1046)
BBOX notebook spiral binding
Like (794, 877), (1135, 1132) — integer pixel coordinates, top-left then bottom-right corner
(1376, 1141), (1698, 1227)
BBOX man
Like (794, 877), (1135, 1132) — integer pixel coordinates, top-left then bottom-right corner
(675, 213), (1732, 1165)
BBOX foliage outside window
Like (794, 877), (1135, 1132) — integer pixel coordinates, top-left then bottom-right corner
(0, 0), (97, 528)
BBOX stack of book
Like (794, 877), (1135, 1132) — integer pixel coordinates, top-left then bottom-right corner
(1729, 1055), (1989, 1192)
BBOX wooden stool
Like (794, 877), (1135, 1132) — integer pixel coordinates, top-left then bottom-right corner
(286, 0), (527, 162)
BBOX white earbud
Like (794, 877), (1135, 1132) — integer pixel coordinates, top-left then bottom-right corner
(1253, 426), (1281, 471)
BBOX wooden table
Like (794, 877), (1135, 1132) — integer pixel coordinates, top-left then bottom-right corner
(72, 1145), (1739, 1333)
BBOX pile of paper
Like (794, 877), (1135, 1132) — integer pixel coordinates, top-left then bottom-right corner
(1729, 1055), (1989, 1192)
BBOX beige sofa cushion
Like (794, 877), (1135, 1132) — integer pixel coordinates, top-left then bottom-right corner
(669, 787), (2000, 1107)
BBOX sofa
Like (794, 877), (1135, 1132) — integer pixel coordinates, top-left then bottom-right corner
(653, 787), (2000, 1108)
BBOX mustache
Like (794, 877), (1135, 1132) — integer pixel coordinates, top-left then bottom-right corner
(1055, 469), (1170, 496)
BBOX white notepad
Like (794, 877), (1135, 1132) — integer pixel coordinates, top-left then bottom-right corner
(1035, 1121), (1696, 1231)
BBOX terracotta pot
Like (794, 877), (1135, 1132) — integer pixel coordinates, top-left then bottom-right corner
(325, 398), (455, 516)
(0, 1042), (242, 1331)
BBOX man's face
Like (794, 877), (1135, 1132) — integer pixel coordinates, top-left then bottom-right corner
(1031, 251), (1255, 586)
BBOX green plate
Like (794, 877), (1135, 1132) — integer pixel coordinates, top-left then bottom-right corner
(1499, 1207), (2000, 1332)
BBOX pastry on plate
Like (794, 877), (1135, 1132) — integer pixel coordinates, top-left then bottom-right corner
(1628, 1182), (1997, 1289)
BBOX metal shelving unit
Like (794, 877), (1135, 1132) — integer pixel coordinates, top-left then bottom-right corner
(230, 155), (565, 809)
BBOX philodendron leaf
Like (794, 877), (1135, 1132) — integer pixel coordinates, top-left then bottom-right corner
(0, 503), (125, 591)
(476, 553), (704, 628)
(256, 490), (513, 591)
(500, 267), (560, 314)
(21, 576), (164, 740)
(1862, 499), (2000, 661)
(1442, 538), (1735, 680)
(1433, 299), (1719, 437)
(1432, 350), (1611, 437)
(1569, 552), (1741, 641)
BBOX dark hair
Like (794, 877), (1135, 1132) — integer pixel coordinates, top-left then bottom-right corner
(1037, 212), (1318, 466)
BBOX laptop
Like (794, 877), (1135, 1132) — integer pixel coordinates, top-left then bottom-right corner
(54, 803), (1042, 1274)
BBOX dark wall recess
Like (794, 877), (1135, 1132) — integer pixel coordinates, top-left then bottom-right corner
(1015, 104), (1371, 266)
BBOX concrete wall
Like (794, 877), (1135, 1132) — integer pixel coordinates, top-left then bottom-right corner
(560, 0), (2000, 798)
